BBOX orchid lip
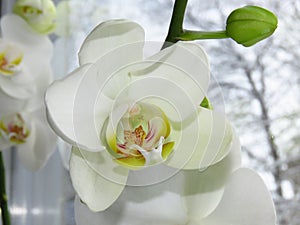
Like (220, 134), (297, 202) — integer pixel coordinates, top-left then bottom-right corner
(136, 136), (165, 166)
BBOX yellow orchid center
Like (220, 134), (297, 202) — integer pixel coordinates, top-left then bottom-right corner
(0, 41), (23, 76)
(0, 113), (30, 144)
(107, 102), (174, 170)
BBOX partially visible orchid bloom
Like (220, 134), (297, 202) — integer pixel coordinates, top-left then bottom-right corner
(13, 0), (56, 35)
(0, 14), (53, 105)
(0, 107), (57, 171)
(75, 146), (276, 225)
(0, 14), (57, 171)
(46, 19), (238, 211)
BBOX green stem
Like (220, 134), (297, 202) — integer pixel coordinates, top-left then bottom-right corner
(0, 152), (10, 225)
(178, 30), (228, 41)
(162, 0), (188, 49)
(162, 0), (213, 109)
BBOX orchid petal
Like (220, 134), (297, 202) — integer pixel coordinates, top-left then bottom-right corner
(70, 147), (129, 212)
(181, 137), (241, 220)
(45, 64), (90, 147)
(126, 163), (179, 186)
(75, 171), (187, 225)
(86, 41), (145, 100)
(201, 168), (276, 225)
(26, 63), (53, 111)
(148, 42), (210, 102)
(0, 71), (36, 100)
(18, 108), (57, 171)
(79, 19), (144, 65)
(106, 42), (210, 123)
(45, 64), (112, 151)
(21, 38), (53, 86)
(166, 107), (236, 170)
(0, 90), (25, 115)
(111, 70), (199, 124)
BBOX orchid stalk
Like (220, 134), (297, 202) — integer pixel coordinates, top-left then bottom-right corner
(0, 152), (10, 225)
(162, 0), (188, 48)
(163, 0), (214, 109)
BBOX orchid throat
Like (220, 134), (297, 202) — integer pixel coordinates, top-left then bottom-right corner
(0, 113), (30, 144)
(106, 102), (174, 170)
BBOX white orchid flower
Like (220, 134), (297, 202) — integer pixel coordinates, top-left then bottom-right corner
(74, 145), (276, 225)
(45, 19), (238, 211)
(0, 14), (53, 106)
(0, 14), (57, 171)
(13, 0), (56, 35)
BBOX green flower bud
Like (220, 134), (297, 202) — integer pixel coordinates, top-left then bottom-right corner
(13, 0), (56, 35)
(226, 5), (278, 47)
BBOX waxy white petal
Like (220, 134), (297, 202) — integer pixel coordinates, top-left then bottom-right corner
(182, 138), (241, 221)
(149, 42), (210, 104)
(126, 163), (179, 186)
(108, 42), (210, 123)
(45, 64), (109, 151)
(0, 90), (25, 115)
(70, 147), (129, 212)
(201, 168), (276, 225)
(0, 71), (36, 100)
(75, 171), (188, 225)
(166, 107), (235, 170)
(111, 69), (198, 124)
(79, 19), (144, 65)
(26, 63), (53, 111)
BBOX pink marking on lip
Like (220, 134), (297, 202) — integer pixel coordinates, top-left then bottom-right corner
(145, 121), (156, 142)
